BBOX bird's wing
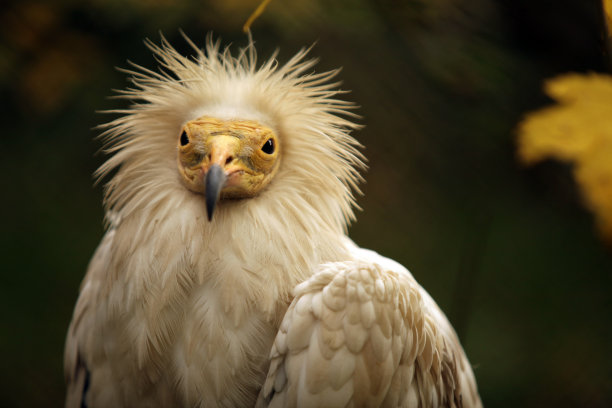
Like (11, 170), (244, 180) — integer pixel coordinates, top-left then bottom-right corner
(257, 248), (481, 408)
(64, 224), (116, 408)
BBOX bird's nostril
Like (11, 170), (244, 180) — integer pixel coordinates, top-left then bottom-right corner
(225, 156), (233, 165)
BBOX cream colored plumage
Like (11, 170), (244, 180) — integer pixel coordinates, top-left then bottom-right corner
(64, 34), (482, 408)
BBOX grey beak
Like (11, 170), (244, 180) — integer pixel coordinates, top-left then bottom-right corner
(205, 164), (227, 221)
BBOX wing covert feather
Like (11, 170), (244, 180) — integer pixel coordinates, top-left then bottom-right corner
(257, 250), (481, 407)
(64, 227), (116, 408)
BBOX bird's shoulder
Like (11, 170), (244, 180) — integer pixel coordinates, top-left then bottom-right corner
(257, 247), (481, 407)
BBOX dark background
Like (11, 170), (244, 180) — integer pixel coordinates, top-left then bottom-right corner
(1, 0), (610, 406)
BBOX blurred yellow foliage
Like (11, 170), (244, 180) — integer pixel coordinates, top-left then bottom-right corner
(518, 73), (612, 242)
(605, 0), (612, 34)
(21, 32), (101, 113)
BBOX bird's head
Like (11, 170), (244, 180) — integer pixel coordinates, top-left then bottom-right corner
(99, 34), (365, 235)
(177, 116), (280, 220)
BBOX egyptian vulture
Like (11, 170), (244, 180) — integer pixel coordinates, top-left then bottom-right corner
(64, 34), (482, 408)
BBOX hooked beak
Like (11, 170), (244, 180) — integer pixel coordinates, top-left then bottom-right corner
(205, 164), (227, 221)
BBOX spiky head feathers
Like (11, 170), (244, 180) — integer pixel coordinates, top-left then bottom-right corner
(98, 35), (365, 234)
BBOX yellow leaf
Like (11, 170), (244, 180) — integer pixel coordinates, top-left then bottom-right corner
(518, 73), (612, 241)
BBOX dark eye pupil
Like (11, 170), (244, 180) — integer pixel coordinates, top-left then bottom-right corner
(261, 139), (275, 154)
(180, 130), (189, 146)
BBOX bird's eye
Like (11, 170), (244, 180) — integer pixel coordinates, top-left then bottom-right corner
(261, 138), (275, 154)
(180, 130), (189, 146)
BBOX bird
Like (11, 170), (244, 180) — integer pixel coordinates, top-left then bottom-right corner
(64, 33), (482, 408)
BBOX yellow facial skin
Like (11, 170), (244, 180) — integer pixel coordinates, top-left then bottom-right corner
(177, 116), (280, 200)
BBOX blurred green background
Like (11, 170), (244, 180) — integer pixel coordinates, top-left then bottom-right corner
(1, 0), (611, 406)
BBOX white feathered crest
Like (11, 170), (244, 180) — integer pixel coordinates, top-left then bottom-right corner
(96, 34), (366, 235)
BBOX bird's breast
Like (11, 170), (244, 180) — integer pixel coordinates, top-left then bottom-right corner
(95, 208), (349, 407)
(171, 283), (280, 406)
